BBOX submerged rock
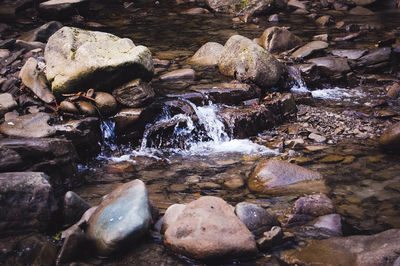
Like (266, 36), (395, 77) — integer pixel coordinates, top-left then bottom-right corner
(0, 172), (57, 234)
(293, 194), (334, 217)
(380, 122), (400, 152)
(218, 35), (283, 89)
(235, 202), (280, 236)
(189, 42), (224, 66)
(113, 79), (155, 108)
(86, 179), (151, 256)
(258, 27), (301, 54)
(45, 27), (153, 96)
(163, 196), (257, 260)
(248, 160), (327, 195)
(313, 214), (342, 235)
(280, 229), (400, 265)
(256, 226), (284, 250)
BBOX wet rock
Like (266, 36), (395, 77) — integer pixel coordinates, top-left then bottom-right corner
(291, 41), (329, 59)
(380, 122), (400, 152)
(386, 83), (400, 98)
(76, 101), (97, 116)
(163, 196), (257, 260)
(160, 69), (195, 81)
(113, 108), (143, 134)
(0, 112), (56, 138)
(54, 117), (101, 158)
(0, 138), (78, 190)
(45, 27), (153, 96)
(18, 21), (63, 43)
(319, 154), (345, 163)
(308, 132), (326, 142)
(293, 193), (334, 217)
(315, 15), (333, 27)
(94, 92), (117, 116)
(0, 93), (17, 117)
(0, 172), (57, 234)
(280, 229), (400, 265)
(351, 0), (376, 5)
(113, 79), (155, 108)
(348, 6), (374, 15)
(313, 214), (342, 235)
(313, 34), (329, 42)
(39, 0), (89, 19)
(258, 26), (301, 54)
(330, 49), (367, 60)
(333, 32), (361, 42)
(248, 160), (327, 195)
(224, 175), (244, 189)
(86, 179), (151, 256)
(219, 93), (296, 138)
(33, 241), (58, 266)
(189, 42), (224, 66)
(19, 57), (55, 104)
(308, 56), (350, 75)
(218, 35), (283, 89)
(189, 82), (260, 105)
(256, 226), (284, 250)
(235, 202), (280, 236)
(15, 40), (46, 51)
(287, 0), (307, 9)
(63, 191), (91, 226)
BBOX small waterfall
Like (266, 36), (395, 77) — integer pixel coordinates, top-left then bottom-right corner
(287, 66), (309, 93)
(139, 101), (278, 156)
(99, 119), (118, 153)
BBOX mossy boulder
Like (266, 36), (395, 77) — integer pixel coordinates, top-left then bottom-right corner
(44, 27), (154, 97)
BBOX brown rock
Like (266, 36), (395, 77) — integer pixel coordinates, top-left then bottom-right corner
(293, 193), (334, 217)
(380, 122), (400, 152)
(259, 27), (302, 54)
(113, 79), (155, 108)
(163, 196), (258, 260)
(94, 92), (117, 115)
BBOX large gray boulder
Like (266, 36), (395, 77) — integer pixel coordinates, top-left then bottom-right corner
(86, 179), (151, 256)
(218, 35), (283, 89)
(0, 172), (57, 234)
(163, 196), (258, 260)
(248, 160), (327, 195)
(280, 229), (400, 266)
(44, 27), (154, 96)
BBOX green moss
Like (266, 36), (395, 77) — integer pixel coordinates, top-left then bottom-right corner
(71, 48), (77, 60)
(234, 0), (250, 11)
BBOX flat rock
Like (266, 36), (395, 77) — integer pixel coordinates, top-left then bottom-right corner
(0, 93), (17, 117)
(86, 179), (151, 256)
(189, 82), (260, 105)
(291, 41), (328, 59)
(248, 160), (327, 195)
(189, 42), (224, 66)
(39, 0), (89, 19)
(163, 196), (258, 260)
(0, 172), (57, 234)
(330, 49), (367, 60)
(308, 132), (326, 143)
(280, 229), (400, 265)
(160, 69), (195, 81)
(308, 56), (350, 74)
(45, 27), (153, 96)
(0, 112), (56, 138)
(218, 35), (283, 89)
(356, 47), (391, 67)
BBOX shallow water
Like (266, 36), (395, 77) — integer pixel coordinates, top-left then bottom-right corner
(61, 1), (400, 263)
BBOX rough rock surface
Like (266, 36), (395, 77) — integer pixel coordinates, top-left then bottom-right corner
(0, 172), (57, 234)
(218, 35), (283, 89)
(86, 179), (151, 256)
(248, 160), (326, 195)
(113, 79), (155, 108)
(0, 112), (56, 138)
(293, 193), (334, 217)
(44, 27), (154, 96)
(0, 93), (17, 117)
(280, 229), (400, 266)
(189, 42), (224, 66)
(258, 27), (301, 54)
(163, 196), (258, 260)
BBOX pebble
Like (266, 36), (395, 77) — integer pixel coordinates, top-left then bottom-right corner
(308, 133), (326, 143)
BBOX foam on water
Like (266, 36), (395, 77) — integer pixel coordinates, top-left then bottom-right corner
(311, 87), (366, 101)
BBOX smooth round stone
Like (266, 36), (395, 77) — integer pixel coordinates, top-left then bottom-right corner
(76, 101), (97, 116)
(94, 92), (117, 115)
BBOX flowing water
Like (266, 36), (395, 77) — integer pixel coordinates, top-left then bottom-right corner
(67, 1), (400, 264)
